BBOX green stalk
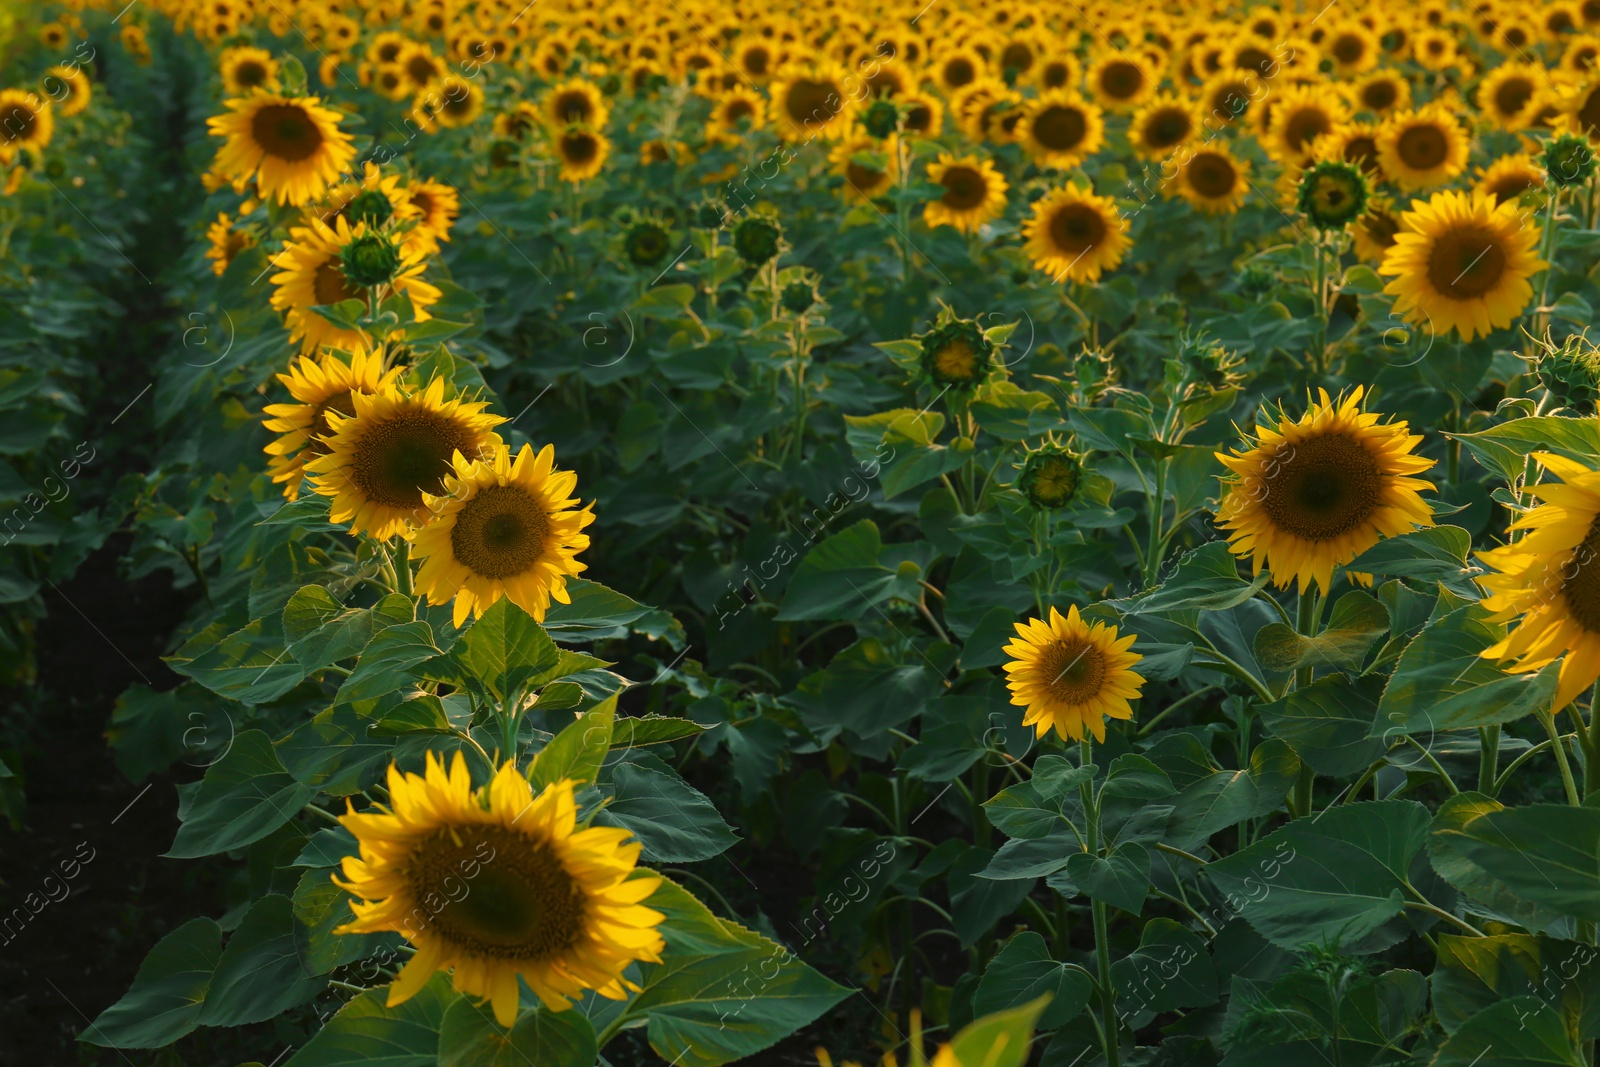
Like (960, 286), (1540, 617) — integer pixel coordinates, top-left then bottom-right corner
(1536, 188), (1562, 340)
(1292, 591), (1320, 818)
(1477, 725), (1500, 796)
(1586, 681), (1600, 801)
(1310, 235), (1328, 376)
(1538, 709), (1581, 806)
(1080, 739), (1121, 1067)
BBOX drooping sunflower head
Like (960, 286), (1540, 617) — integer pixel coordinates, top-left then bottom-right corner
(206, 93), (356, 206)
(732, 214), (783, 264)
(923, 153), (1008, 234)
(1016, 90), (1105, 170)
(1214, 387), (1437, 594)
(1297, 159), (1370, 230)
(1002, 605), (1145, 742)
(412, 442), (595, 626)
(305, 375), (507, 540)
(1016, 442), (1085, 510)
(1478, 452), (1600, 711)
(341, 228), (406, 289)
(919, 319), (994, 391)
(1021, 184), (1130, 285)
(336, 754), (664, 1026)
(860, 98), (901, 139)
(262, 342), (403, 501)
(1375, 104), (1470, 192)
(220, 45), (279, 95)
(1379, 190), (1547, 342)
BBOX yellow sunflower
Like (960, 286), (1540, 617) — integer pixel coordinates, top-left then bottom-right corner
(405, 177), (460, 257)
(900, 91), (945, 137)
(1379, 191), (1546, 342)
(204, 212), (255, 276)
(269, 216), (442, 355)
(262, 342), (403, 501)
(1374, 104), (1470, 192)
(1564, 80), (1600, 141)
(0, 90), (53, 161)
(829, 134), (897, 202)
(554, 126), (611, 183)
(44, 65), (91, 117)
(932, 46), (987, 95)
(1165, 145), (1250, 214)
(207, 93), (356, 206)
(1002, 605), (1145, 742)
(1215, 387), (1436, 595)
(923, 153), (1008, 234)
(1266, 84), (1349, 165)
(770, 61), (855, 140)
(1323, 21), (1381, 75)
(336, 754), (665, 1026)
(428, 75), (485, 129)
(1476, 153), (1547, 206)
(1480, 63), (1544, 131)
(220, 46), (279, 94)
(1129, 93), (1196, 161)
(412, 442), (595, 626)
(544, 79), (610, 130)
(317, 160), (421, 234)
(1349, 70), (1411, 117)
(1022, 185), (1130, 284)
(1479, 452), (1600, 712)
(1351, 197), (1410, 264)
(306, 376), (506, 540)
(1017, 90), (1104, 170)
(1086, 51), (1155, 112)
(707, 86), (767, 144)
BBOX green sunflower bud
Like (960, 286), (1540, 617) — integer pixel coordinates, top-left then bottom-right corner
(340, 232), (403, 288)
(1297, 159), (1369, 230)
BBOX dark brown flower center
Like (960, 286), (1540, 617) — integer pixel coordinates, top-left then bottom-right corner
(313, 261), (363, 306)
(1284, 106), (1332, 155)
(1098, 59), (1144, 100)
(1397, 123), (1449, 169)
(1143, 107), (1192, 149)
(942, 57), (976, 88)
(1032, 104), (1087, 151)
(1049, 203), (1107, 255)
(1259, 433), (1383, 542)
(308, 390), (357, 456)
(1426, 225), (1508, 299)
(250, 104), (324, 162)
(1362, 79), (1398, 111)
(1189, 152), (1238, 198)
(1562, 518), (1600, 634)
(553, 89), (594, 124)
(1042, 639), (1107, 704)
(561, 131), (599, 165)
(1494, 77), (1535, 117)
(939, 165), (988, 210)
(450, 484), (551, 579)
(783, 78), (839, 128)
(350, 407), (479, 509)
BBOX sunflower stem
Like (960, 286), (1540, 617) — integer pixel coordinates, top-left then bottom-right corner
(1477, 724), (1500, 795)
(389, 538), (412, 598)
(1586, 680), (1600, 800)
(1310, 233), (1328, 376)
(1080, 738), (1121, 1067)
(1293, 591), (1320, 818)
(1536, 187), (1562, 339)
(1539, 709), (1582, 806)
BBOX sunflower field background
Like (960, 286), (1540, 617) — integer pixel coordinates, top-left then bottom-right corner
(11, 0), (1600, 1064)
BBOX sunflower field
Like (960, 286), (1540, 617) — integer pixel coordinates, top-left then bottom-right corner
(13, 0), (1600, 1064)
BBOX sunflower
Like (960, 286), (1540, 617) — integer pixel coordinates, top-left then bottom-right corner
(428, 75), (485, 129)
(1479, 453), (1600, 712)
(406, 178), (460, 256)
(1564, 33), (1600, 74)
(1351, 197), (1409, 263)
(1166, 144), (1250, 214)
(544, 79), (609, 131)
(1129, 93), (1196, 161)
(1379, 190), (1545, 342)
(318, 160), (420, 233)
(900, 91), (945, 136)
(1266, 84), (1349, 165)
(398, 42), (445, 92)
(1086, 52), (1154, 112)
(207, 93), (356, 206)
(270, 216), (442, 355)
(366, 30), (409, 67)
(1215, 387), (1436, 595)
(1017, 90), (1104, 170)
(0, 91), (53, 161)
(1412, 27), (1460, 71)
(1002, 605), (1145, 742)
(933, 46), (987, 94)
(1479, 63), (1543, 131)
(335, 754), (665, 1026)
(44, 65), (91, 117)
(1022, 185), (1130, 284)
(829, 134), (897, 201)
(770, 62), (854, 140)
(920, 319), (993, 389)
(1298, 158), (1370, 229)
(220, 46), (279, 94)
(493, 102), (542, 143)
(733, 38), (778, 83)
(923, 153), (1008, 233)
(1477, 153), (1547, 206)
(554, 126), (611, 183)
(1372, 105), (1469, 192)
(1565, 80), (1600, 141)
(1324, 21), (1381, 75)
(707, 87), (766, 144)
(411, 443), (595, 626)
(1036, 53), (1081, 91)
(1349, 70), (1410, 117)
(204, 212), (255, 276)
(262, 343), (403, 501)
(307, 376), (506, 540)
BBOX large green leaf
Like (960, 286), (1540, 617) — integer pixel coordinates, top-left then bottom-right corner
(1063, 842), (1150, 914)
(1434, 933), (1600, 1040)
(775, 520), (921, 621)
(1376, 604), (1560, 734)
(951, 844), (1037, 947)
(294, 868), (401, 976)
(436, 998), (598, 1067)
(1429, 998), (1583, 1067)
(1164, 738), (1300, 851)
(198, 893), (325, 1026)
(1451, 416), (1600, 483)
(1122, 541), (1269, 615)
(1253, 591), (1389, 673)
(1347, 526), (1477, 593)
(1430, 802), (1600, 921)
(541, 579), (652, 643)
(335, 621), (443, 705)
(1112, 918), (1217, 1018)
(1206, 800), (1430, 952)
(167, 729), (316, 859)
(81, 918), (223, 1048)
(1260, 673), (1386, 777)
(283, 586), (414, 671)
(529, 694), (616, 790)
(974, 932), (1093, 1030)
(624, 879), (851, 1067)
(449, 597), (601, 702)
(168, 616), (306, 704)
(597, 760), (737, 862)
(1426, 792), (1568, 931)
(284, 976), (457, 1067)
(784, 636), (947, 741)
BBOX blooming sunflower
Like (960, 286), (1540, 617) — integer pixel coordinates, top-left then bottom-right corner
(44, 65), (91, 117)
(1476, 153), (1546, 206)
(707, 87), (767, 144)
(262, 342), (403, 501)
(1266, 84), (1349, 165)
(204, 212), (255, 276)
(412, 442), (595, 626)
(1214, 387), (1436, 595)
(544, 79), (610, 130)
(336, 754), (665, 1026)
(0, 91), (53, 161)
(923, 153), (1008, 233)
(306, 376), (506, 540)
(220, 46), (279, 94)
(269, 216), (441, 355)
(770, 62), (854, 140)
(900, 90), (945, 136)
(1375, 105), (1470, 191)
(207, 93), (356, 206)
(405, 177), (460, 256)
(1379, 190), (1546, 342)
(1480, 63), (1544, 131)
(1352, 198), (1409, 263)
(318, 160), (420, 233)
(1349, 70), (1410, 117)
(1017, 91), (1105, 169)
(1086, 52), (1154, 112)
(1129, 94), (1196, 161)
(828, 134), (897, 201)
(1022, 185), (1130, 284)
(554, 127), (610, 183)
(1165, 145), (1250, 215)
(1002, 605), (1145, 742)
(429, 75), (485, 129)
(1479, 453), (1600, 711)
